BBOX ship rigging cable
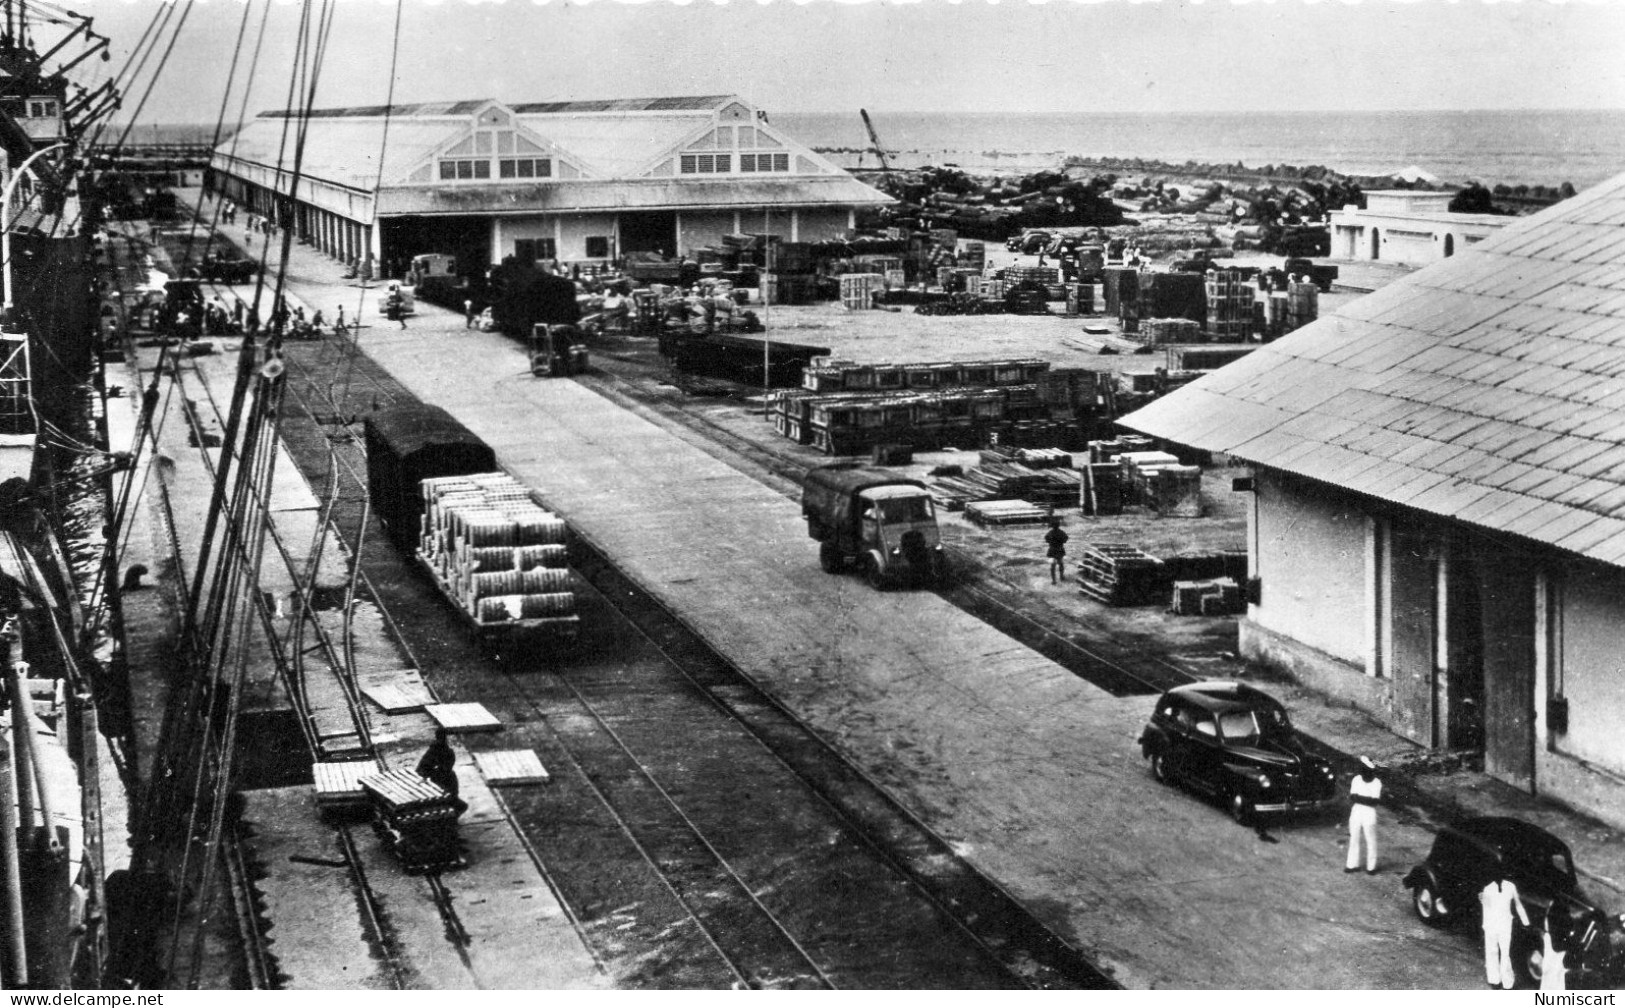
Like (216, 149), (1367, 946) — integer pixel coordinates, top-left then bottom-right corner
(330, 0), (405, 416)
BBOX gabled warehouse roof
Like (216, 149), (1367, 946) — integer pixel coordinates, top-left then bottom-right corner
(1121, 171), (1625, 567)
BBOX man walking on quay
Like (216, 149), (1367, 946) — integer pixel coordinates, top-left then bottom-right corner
(1345, 755), (1382, 874)
(1043, 517), (1069, 585)
(1482, 871), (1530, 989)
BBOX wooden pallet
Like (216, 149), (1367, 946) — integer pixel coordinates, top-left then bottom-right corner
(362, 681), (435, 714)
(312, 759), (385, 806)
(473, 749), (551, 785)
(425, 702), (504, 733)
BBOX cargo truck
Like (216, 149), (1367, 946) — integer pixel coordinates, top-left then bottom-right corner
(802, 464), (946, 590)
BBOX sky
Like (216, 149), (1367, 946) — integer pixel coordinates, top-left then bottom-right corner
(57, 0), (1625, 125)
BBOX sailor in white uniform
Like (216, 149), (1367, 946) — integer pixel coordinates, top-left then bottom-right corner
(1345, 756), (1382, 874)
(1481, 873), (1531, 989)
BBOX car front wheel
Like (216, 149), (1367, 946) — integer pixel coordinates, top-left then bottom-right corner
(1150, 752), (1172, 785)
(1411, 882), (1448, 927)
(1228, 792), (1253, 826)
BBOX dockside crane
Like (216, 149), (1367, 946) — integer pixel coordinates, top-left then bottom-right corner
(859, 108), (893, 173)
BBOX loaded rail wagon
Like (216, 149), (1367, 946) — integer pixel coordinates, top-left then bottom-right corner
(364, 407), (581, 653)
(801, 464), (946, 590)
(364, 404), (497, 551)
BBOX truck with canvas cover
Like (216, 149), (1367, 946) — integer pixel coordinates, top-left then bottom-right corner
(802, 464), (945, 590)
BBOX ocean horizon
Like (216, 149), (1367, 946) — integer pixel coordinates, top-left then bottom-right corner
(777, 108), (1625, 188)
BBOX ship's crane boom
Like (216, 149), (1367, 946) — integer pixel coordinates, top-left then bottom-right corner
(859, 108), (892, 173)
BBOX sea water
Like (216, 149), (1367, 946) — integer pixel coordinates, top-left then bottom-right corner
(778, 109), (1625, 188)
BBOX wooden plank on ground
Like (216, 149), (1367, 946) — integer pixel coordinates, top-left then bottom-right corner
(362, 681), (435, 714)
(473, 749), (550, 785)
(425, 702), (504, 733)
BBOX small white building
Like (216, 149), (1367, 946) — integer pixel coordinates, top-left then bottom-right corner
(1123, 171), (1625, 830)
(1330, 190), (1509, 266)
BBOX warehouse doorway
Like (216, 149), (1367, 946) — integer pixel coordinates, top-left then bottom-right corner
(1444, 234), (1455, 258)
(619, 211), (676, 256)
(1443, 541), (1537, 790)
(378, 215), (492, 282)
(1370, 228), (1381, 260)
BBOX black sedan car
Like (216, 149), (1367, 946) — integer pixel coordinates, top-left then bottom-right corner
(1137, 681), (1338, 824)
(1402, 817), (1625, 987)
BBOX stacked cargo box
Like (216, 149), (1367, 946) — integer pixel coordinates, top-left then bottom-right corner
(1204, 270), (1255, 342)
(768, 357), (1059, 455)
(1138, 318), (1203, 345)
(418, 473), (579, 631)
(839, 273), (885, 310)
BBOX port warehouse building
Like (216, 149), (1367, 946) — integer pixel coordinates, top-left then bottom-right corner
(1123, 170), (1625, 830)
(205, 94), (891, 275)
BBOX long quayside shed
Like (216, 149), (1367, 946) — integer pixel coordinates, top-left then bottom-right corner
(206, 94), (892, 277)
(1121, 171), (1625, 830)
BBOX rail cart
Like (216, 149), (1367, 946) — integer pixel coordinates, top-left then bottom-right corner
(359, 768), (466, 872)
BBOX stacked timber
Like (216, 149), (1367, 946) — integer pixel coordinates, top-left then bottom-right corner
(928, 448), (1081, 510)
(419, 473), (578, 629)
(965, 500), (1052, 527)
(1077, 543), (1170, 606)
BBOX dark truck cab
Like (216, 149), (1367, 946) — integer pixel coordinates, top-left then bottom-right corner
(801, 464), (945, 590)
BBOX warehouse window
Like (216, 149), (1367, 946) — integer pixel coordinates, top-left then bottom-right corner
(26, 99), (56, 118)
(499, 158), (552, 179)
(584, 236), (610, 258)
(514, 238), (557, 263)
(439, 159), (491, 181)
(740, 152), (790, 173)
(679, 153), (731, 174)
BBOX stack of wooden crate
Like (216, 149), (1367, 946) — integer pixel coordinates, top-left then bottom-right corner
(1077, 543), (1170, 607)
(419, 473), (578, 627)
(1204, 269), (1255, 342)
(1138, 318), (1203, 345)
(839, 273), (885, 310)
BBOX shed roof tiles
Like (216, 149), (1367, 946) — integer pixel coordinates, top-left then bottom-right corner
(1121, 170), (1625, 567)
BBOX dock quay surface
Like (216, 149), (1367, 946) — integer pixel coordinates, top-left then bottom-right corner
(140, 191), (1625, 989)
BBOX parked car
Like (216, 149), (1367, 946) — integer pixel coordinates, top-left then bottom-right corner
(1402, 817), (1625, 987)
(1137, 681), (1338, 824)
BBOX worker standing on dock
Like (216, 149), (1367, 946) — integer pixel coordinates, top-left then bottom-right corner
(1044, 517), (1068, 585)
(417, 729), (465, 813)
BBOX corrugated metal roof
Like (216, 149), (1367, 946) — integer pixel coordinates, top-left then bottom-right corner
(212, 117), (452, 190)
(374, 175), (891, 216)
(263, 96), (734, 119)
(1121, 169), (1625, 567)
